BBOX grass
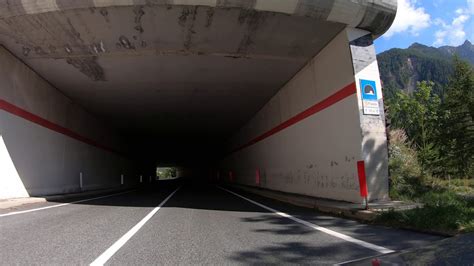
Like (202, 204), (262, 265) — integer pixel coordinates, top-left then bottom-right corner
(431, 178), (474, 195)
(376, 190), (474, 234)
(376, 129), (474, 235)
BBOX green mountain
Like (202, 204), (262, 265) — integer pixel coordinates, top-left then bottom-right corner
(377, 40), (474, 99)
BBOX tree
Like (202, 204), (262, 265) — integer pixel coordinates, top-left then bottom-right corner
(156, 167), (177, 179)
(437, 58), (474, 178)
(388, 81), (441, 173)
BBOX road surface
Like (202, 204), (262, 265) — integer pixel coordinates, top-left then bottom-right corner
(0, 181), (443, 265)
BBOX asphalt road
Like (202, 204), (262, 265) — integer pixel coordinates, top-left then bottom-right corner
(0, 181), (444, 265)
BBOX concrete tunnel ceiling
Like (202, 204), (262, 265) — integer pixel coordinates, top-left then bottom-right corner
(0, 0), (397, 163)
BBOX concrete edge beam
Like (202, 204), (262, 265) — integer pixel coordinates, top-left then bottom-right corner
(0, 0), (397, 37)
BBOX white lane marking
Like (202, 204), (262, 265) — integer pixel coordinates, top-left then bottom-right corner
(218, 186), (395, 254)
(0, 190), (136, 217)
(90, 187), (181, 266)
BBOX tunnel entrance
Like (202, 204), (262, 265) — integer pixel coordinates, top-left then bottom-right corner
(0, 1), (396, 203)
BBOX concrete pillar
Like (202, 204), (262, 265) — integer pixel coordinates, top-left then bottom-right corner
(347, 28), (390, 202)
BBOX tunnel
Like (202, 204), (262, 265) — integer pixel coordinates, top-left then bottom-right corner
(0, 0), (397, 204)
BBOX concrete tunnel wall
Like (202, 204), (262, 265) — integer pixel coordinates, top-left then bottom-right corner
(221, 28), (389, 204)
(0, 46), (140, 198)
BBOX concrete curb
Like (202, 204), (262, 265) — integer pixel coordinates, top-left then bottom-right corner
(44, 187), (132, 201)
(0, 197), (47, 210)
(0, 186), (135, 211)
(227, 184), (422, 221)
(228, 184), (378, 221)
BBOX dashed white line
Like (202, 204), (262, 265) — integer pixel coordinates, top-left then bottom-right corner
(0, 190), (136, 217)
(90, 186), (181, 266)
(218, 186), (395, 255)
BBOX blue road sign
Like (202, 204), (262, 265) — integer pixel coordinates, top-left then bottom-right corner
(360, 79), (378, 101)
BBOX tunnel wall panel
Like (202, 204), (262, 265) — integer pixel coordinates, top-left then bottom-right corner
(0, 46), (137, 198)
(222, 28), (390, 203)
(0, 47), (121, 149)
(222, 29), (366, 203)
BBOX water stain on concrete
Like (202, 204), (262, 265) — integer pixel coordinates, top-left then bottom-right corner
(99, 8), (110, 23)
(134, 25), (144, 33)
(134, 6), (145, 33)
(48, 45), (57, 54)
(64, 44), (73, 54)
(183, 7), (198, 50)
(66, 57), (105, 81)
(22, 47), (31, 57)
(89, 41), (106, 54)
(217, 0), (256, 9)
(205, 8), (214, 28)
(178, 7), (192, 27)
(237, 9), (266, 54)
(34, 46), (47, 55)
(118, 35), (135, 50)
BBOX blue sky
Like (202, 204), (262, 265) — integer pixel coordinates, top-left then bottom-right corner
(374, 0), (474, 53)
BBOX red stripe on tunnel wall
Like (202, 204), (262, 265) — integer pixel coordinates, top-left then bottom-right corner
(0, 99), (119, 154)
(231, 82), (357, 154)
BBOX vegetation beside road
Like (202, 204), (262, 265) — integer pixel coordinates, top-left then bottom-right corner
(375, 129), (474, 234)
(376, 58), (474, 235)
(156, 167), (177, 180)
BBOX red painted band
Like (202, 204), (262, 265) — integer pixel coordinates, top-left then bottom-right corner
(0, 99), (119, 154)
(231, 82), (357, 153)
(357, 161), (368, 198)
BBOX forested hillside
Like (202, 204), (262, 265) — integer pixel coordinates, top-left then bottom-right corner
(377, 40), (474, 99)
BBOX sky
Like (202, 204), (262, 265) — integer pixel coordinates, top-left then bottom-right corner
(374, 0), (474, 53)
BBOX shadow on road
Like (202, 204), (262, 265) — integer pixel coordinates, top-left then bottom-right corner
(228, 241), (354, 265)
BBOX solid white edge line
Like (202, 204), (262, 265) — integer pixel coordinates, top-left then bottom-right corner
(217, 186), (395, 255)
(89, 186), (181, 266)
(0, 190), (136, 217)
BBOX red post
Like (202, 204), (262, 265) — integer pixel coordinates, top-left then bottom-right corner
(357, 161), (369, 209)
(255, 169), (260, 185)
(371, 258), (381, 266)
(229, 171), (233, 182)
